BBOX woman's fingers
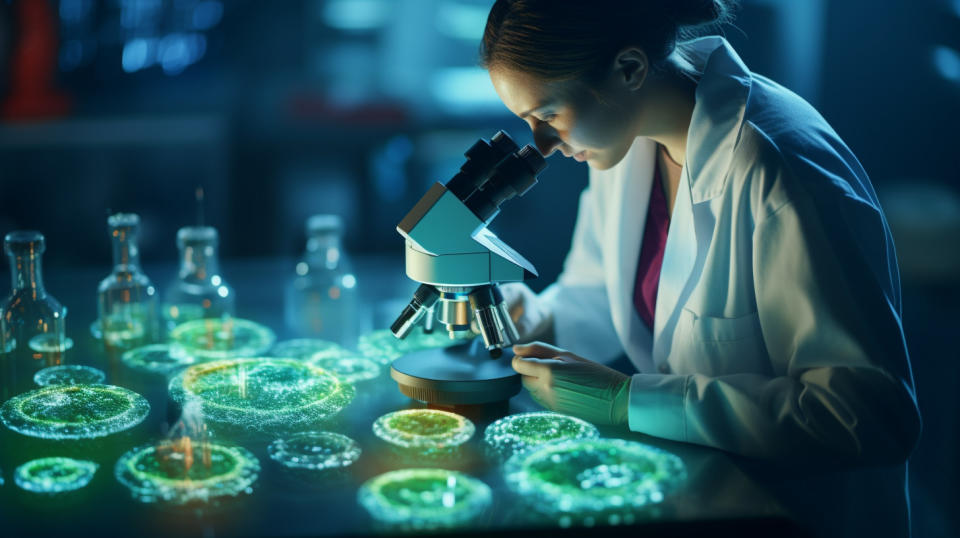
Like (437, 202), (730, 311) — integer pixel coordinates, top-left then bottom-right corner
(513, 341), (567, 358)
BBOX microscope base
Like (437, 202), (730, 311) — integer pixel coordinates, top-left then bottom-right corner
(390, 338), (521, 405)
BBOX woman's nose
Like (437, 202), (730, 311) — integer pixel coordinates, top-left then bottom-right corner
(531, 122), (563, 156)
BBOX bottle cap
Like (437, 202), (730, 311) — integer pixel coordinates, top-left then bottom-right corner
(107, 213), (140, 231)
(4, 230), (45, 256)
(306, 215), (343, 236)
(176, 226), (218, 247)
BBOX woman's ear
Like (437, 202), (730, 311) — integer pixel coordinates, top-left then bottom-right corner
(613, 47), (648, 91)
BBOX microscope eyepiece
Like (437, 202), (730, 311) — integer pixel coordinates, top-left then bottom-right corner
(444, 131), (519, 202)
(464, 144), (547, 223)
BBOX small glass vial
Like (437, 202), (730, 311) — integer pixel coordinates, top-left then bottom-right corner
(1, 231), (70, 398)
(284, 215), (359, 346)
(97, 213), (160, 350)
(163, 226), (235, 330)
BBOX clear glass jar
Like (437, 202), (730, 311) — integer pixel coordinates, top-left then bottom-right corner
(284, 215), (359, 346)
(162, 226), (235, 331)
(97, 213), (160, 350)
(1, 231), (69, 399)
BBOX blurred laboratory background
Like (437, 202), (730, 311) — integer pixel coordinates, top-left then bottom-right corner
(0, 0), (958, 535)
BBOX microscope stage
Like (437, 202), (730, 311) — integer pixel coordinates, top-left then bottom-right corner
(390, 338), (521, 405)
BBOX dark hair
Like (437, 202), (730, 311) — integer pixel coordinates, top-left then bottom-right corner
(480, 0), (737, 82)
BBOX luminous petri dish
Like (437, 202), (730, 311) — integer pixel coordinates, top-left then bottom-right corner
(271, 339), (344, 360)
(504, 439), (687, 515)
(115, 441), (259, 504)
(34, 365), (106, 387)
(309, 355), (381, 384)
(358, 468), (491, 529)
(267, 431), (361, 470)
(15, 457), (98, 494)
(122, 344), (196, 376)
(169, 358), (354, 431)
(358, 328), (465, 364)
(373, 409), (474, 450)
(484, 412), (600, 458)
(0, 384), (150, 440)
(169, 318), (276, 361)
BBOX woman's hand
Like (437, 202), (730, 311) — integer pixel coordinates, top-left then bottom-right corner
(511, 342), (630, 426)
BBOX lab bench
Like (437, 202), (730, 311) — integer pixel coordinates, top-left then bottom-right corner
(0, 257), (802, 537)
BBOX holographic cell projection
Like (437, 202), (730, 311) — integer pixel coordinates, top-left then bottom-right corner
(268, 431), (361, 471)
(15, 457), (98, 494)
(358, 468), (492, 530)
(373, 409), (474, 450)
(504, 439), (687, 523)
(121, 344), (196, 376)
(484, 412), (600, 458)
(309, 355), (381, 384)
(358, 327), (466, 364)
(0, 384), (150, 440)
(34, 365), (106, 387)
(116, 440), (260, 505)
(270, 338), (344, 360)
(169, 358), (355, 431)
(169, 318), (275, 361)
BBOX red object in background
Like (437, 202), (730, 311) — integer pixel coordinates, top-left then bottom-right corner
(2, 0), (72, 120)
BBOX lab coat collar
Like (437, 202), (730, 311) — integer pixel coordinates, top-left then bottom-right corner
(683, 37), (753, 203)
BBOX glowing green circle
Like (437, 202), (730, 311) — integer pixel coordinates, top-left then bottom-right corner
(15, 457), (98, 493)
(484, 412), (600, 458)
(169, 358), (355, 431)
(373, 409), (474, 449)
(504, 439), (687, 515)
(358, 328), (465, 364)
(270, 338), (344, 360)
(308, 354), (381, 383)
(122, 344), (196, 376)
(169, 318), (276, 361)
(358, 468), (491, 529)
(268, 431), (361, 470)
(34, 365), (106, 387)
(115, 442), (259, 504)
(0, 384), (150, 440)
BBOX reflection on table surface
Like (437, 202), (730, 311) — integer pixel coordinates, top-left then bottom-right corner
(0, 257), (796, 536)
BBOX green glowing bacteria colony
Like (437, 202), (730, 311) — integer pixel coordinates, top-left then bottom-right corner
(484, 411), (600, 457)
(0, 384), (150, 440)
(270, 338), (344, 360)
(309, 355), (381, 384)
(115, 442), (260, 504)
(169, 358), (355, 431)
(373, 409), (474, 449)
(15, 457), (99, 493)
(33, 364), (106, 387)
(169, 318), (276, 361)
(504, 438), (687, 516)
(358, 468), (492, 529)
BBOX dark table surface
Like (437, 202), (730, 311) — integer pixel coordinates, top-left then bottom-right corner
(0, 256), (802, 537)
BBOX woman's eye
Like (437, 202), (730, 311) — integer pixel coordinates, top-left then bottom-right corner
(541, 114), (556, 123)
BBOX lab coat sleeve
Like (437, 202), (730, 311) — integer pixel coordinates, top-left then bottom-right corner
(539, 184), (624, 363)
(628, 182), (921, 466)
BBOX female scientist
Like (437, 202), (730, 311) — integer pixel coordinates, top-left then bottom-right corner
(482, 1), (922, 536)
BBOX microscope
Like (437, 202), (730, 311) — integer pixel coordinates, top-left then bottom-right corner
(389, 131), (547, 406)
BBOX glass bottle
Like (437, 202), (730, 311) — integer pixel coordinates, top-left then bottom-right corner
(162, 226), (235, 330)
(97, 213), (160, 351)
(284, 215), (359, 346)
(1, 231), (69, 399)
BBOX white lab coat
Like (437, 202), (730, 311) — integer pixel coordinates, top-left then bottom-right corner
(539, 37), (921, 537)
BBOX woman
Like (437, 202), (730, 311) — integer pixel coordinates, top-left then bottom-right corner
(481, 1), (921, 536)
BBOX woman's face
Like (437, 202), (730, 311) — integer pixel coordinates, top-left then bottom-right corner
(490, 67), (639, 170)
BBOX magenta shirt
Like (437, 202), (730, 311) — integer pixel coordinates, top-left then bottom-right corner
(633, 160), (670, 330)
